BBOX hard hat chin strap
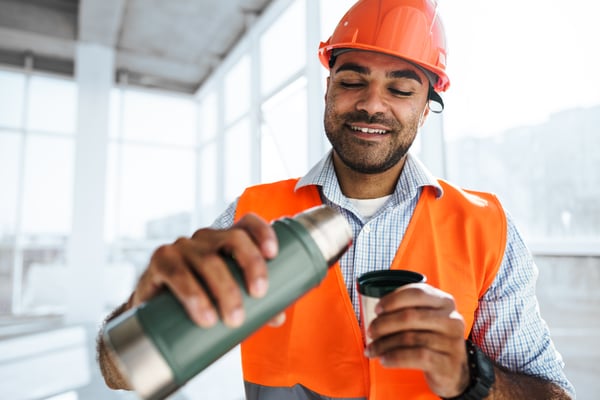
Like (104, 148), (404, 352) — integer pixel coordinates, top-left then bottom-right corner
(428, 86), (444, 113)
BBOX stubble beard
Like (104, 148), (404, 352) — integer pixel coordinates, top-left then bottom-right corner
(324, 105), (419, 175)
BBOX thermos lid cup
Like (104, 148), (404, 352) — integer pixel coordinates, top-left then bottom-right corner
(357, 270), (426, 345)
(293, 205), (353, 266)
(357, 270), (426, 298)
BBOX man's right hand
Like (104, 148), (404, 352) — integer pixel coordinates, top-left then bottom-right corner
(129, 212), (278, 328)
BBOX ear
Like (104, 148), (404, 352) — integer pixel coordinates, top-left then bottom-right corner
(324, 76), (331, 101)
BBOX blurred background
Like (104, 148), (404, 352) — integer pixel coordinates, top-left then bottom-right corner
(0, 0), (598, 399)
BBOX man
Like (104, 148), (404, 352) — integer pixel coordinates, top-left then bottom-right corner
(97, 0), (575, 398)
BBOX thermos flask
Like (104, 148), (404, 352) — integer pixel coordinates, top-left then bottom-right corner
(102, 205), (353, 400)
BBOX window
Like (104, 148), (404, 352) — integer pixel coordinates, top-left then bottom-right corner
(105, 87), (197, 279)
(261, 77), (308, 182)
(224, 117), (252, 202)
(260, 0), (306, 96)
(0, 70), (76, 315)
(439, 0), (600, 242)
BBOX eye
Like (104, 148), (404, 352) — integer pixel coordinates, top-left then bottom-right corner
(339, 81), (365, 89)
(389, 88), (413, 97)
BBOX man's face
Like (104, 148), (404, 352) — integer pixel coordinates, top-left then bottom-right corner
(324, 51), (430, 174)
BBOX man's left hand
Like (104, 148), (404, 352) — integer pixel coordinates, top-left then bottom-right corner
(364, 283), (470, 398)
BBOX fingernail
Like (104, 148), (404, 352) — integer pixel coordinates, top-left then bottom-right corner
(200, 309), (218, 327)
(263, 240), (277, 258)
(252, 277), (268, 297)
(228, 307), (245, 327)
(364, 347), (372, 358)
(375, 302), (383, 315)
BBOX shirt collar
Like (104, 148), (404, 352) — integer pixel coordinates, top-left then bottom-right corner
(296, 150), (443, 205)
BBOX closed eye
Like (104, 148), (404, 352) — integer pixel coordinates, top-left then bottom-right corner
(340, 81), (365, 89)
(389, 88), (413, 96)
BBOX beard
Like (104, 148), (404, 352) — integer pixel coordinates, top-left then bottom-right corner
(324, 106), (420, 174)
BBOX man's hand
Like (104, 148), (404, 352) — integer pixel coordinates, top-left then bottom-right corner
(364, 283), (470, 398)
(130, 213), (278, 328)
(98, 213), (283, 390)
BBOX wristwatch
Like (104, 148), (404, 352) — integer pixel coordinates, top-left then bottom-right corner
(443, 340), (496, 400)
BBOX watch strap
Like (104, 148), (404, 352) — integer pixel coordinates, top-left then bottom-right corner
(442, 340), (495, 400)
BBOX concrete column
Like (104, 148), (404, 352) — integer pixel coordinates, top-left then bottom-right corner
(66, 42), (113, 324)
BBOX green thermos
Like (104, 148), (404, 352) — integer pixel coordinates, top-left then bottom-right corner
(102, 205), (352, 400)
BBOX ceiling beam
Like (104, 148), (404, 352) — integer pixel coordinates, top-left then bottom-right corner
(78, 0), (126, 46)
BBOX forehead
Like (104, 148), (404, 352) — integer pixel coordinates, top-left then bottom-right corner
(333, 50), (427, 81)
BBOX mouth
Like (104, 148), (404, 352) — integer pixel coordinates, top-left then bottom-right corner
(348, 124), (390, 135)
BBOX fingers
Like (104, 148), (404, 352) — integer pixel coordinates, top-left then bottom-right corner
(366, 333), (469, 398)
(375, 283), (455, 313)
(196, 213), (278, 299)
(366, 283), (465, 346)
(234, 213), (278, 259)
(365, 330), (461, 363)
(363, 283), (469, 396)
(132, 213), (278, 329)
(367, 283), (463, 338)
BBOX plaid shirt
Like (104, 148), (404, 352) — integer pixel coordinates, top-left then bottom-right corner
(211, 151), (575, 397)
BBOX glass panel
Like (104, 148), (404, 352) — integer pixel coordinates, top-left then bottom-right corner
(198, 143), (219, 226)
(27, 76), (77, 134)
(0, 70), (25, 129)
(224, 55), (250, 125)
(108, 88), (122, 139)
(260, 0), (306, 95)
(0, 132), (20, 240)
(199, 143), (218, 206)
(121, 89), (196, 146)
(199, 91), (218, 143)
(261, 78), (308, 182)
(224, 118), (252, 202)
(0, 132), (20, 314)
(108, 143), (195, 241)
(0, 244), (14, 314)
(21, 135), (74, 235)
(20, 239), (68, 314)
(439, 0), (600, 240)
(104, 142), (120, 243)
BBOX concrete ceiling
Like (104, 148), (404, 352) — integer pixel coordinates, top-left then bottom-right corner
(0, 0), (275, 94)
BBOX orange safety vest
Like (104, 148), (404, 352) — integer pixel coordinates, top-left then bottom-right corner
(234, 178), (507, 400)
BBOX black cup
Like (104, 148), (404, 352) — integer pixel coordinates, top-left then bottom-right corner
(357, 270), (426, 297)
(357, 270), (426, 344)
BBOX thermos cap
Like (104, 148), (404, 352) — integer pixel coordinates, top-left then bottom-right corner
(293, 206), (353, 265)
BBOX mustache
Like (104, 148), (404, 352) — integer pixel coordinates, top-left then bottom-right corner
(341, 111), (399, 127)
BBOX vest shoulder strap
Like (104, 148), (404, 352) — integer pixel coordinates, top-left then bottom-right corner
(235, 179), (322, 222)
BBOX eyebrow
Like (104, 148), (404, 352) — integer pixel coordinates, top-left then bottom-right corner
(335, 62), (423, 85)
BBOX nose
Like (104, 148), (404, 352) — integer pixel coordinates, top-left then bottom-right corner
(356, 85), (388, 115)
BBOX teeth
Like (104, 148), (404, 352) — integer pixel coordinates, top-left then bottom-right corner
(351, 126), (388, 134)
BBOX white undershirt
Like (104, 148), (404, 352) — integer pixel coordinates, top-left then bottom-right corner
(348, 195), (392, 220)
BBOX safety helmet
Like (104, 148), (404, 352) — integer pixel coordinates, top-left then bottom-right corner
(318, 0), (449, 93)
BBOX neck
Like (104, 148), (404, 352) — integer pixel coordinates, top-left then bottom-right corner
(333, 153), (407, 199)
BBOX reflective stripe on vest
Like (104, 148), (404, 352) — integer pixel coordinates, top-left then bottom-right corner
(245, 381), (366, 400)
(235, 178), (507, 400)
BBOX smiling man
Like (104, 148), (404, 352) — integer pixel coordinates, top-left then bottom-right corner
(324, 51), (431, 195)
(97, 1), (575, 399)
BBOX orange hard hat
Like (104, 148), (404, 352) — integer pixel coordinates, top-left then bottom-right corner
(318, 0), (449, 92)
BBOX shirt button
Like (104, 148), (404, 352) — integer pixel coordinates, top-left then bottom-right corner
(363, 224), (371, 234)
